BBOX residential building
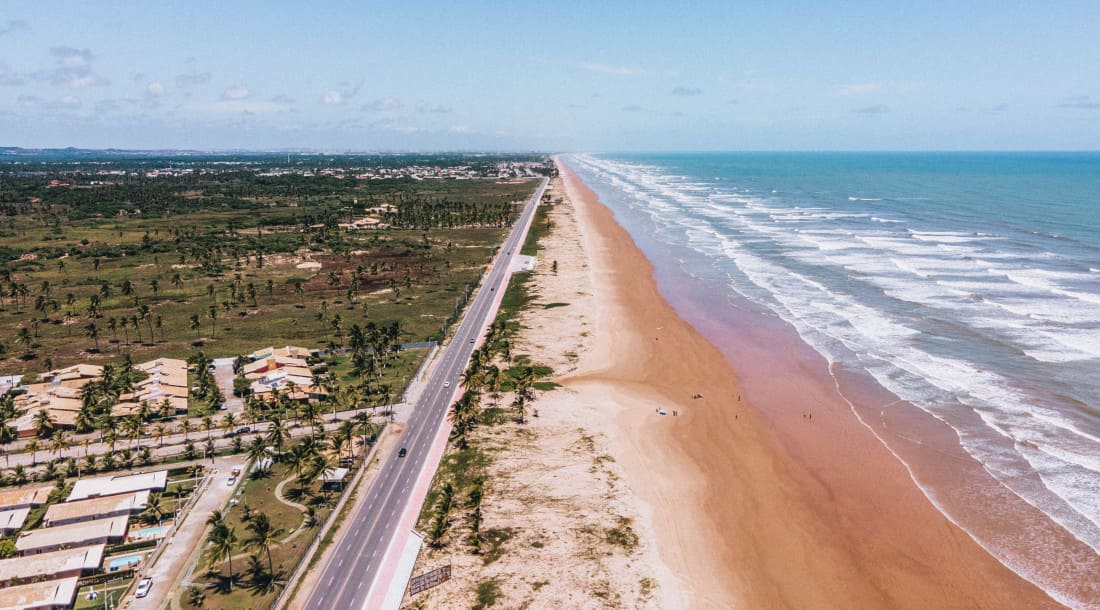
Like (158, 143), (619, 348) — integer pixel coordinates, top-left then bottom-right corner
(0, 576), (79, 610)
(43, 490), (150, 527)
(15, 515), (129, 554)
(67, 470), (167, 502)
(0, 544), (104, 585)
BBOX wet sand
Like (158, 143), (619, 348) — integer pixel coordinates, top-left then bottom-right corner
(556, 156), (1061, 609)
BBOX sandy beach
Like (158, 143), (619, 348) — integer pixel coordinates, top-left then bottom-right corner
(554, 157), (1063, 609)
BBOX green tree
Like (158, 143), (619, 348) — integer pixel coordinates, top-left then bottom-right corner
(32, 409), (56, 439)
(245, 512), (285, 574)
(205, 519), (239, 589)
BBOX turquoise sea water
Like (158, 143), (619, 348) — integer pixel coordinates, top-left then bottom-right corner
(567, 152), (1100, 607)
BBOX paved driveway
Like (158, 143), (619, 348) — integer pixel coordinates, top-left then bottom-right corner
(128, 454), (249, 610)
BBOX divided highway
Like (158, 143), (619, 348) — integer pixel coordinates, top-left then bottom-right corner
(301, 177), (549, 610)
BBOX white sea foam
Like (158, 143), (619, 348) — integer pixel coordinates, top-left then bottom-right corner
(568, 155), (1100, 604)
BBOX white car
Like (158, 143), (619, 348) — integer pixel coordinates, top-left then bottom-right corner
(135, 578), (153, 598)
(226, 476), (237, 487)
(443, 381), (450, 388)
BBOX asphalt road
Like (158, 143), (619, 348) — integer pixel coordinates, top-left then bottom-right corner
(302, 177), (548, 610)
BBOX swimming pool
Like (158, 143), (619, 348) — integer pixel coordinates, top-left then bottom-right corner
(130, 525), (168, 540)
(108, 553), (143, 572)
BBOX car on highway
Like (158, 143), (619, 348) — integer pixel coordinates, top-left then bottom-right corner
(135, 578), (153, 598)
(444, 381), (450, 388)
(398, 447), (407, 458)
(469, 338), (475, 344)
(236, 426), (251, 435)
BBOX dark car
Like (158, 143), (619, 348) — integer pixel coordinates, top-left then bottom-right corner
(236, 427), (251, 435)
(398, 447), (407, 458)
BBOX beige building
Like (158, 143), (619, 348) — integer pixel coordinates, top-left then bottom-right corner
(112, 358), (189, 418)
(0, 485), (52, 510)
(0, 544), (104, 586)
(43, 490), (150, 527)
(10, 364), (103, 438)
(245, 346), (326, 401)
(15, 515), (129, 555)
(67, 470), (167, 502)
(0, 576), (79, 610)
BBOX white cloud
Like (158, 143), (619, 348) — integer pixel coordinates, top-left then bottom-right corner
(362, 97), (402, 112)
(41, 46), (109, 88)
(321, 90), (344, 105)
(146, 81), (165, 97)
(221, 86), (250, 100)
(581, 62), (640, 76)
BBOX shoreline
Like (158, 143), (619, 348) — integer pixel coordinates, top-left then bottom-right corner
(555, 157), (1062, 608)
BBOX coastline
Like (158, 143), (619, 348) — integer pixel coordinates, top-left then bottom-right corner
(555, 157), (1062, 608)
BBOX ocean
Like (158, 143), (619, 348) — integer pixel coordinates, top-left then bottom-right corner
(566, 152), (1100, 608)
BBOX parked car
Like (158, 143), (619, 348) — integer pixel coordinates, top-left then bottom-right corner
(135, 578), (153, 598)
(226, 476), (237, 487)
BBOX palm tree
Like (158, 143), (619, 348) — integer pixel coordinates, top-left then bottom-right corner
(49, 430), (71, 459)
(247, 435), (268, 464)
(245, 512), (285, 574)
(122, 416), (144, 450)
(142, 493), (164, 524)
(83, 321), (100, 351)
(153, 424), (168, 447)
(158, 398), (174, 420)
(449, 391), (479, 450)
(265, 416), (288, 453)
(221, 413), (238, 437)
(178, 419), (193, 441)
(205, 522), (239, 589)
(336, 421), (355, 461)
(32, 409), (56, 439)
(26, 439), (39, 465)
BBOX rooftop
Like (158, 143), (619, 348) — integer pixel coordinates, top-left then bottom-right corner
(67, 470), (167, 501)
(0, 544), (104, 583)
(0, 576), (79, 610)
(0, 485), (52, 510)
(15, 515), (129, 553)
(44, 490), (150, 526)
(0, 507), (30, 532)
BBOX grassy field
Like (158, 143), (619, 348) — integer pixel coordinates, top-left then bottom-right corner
(186, 462), (337, 609)
(0, 176), (540, 376)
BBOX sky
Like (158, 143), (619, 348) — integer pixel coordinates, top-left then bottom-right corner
(1, 0), (1098, 151)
